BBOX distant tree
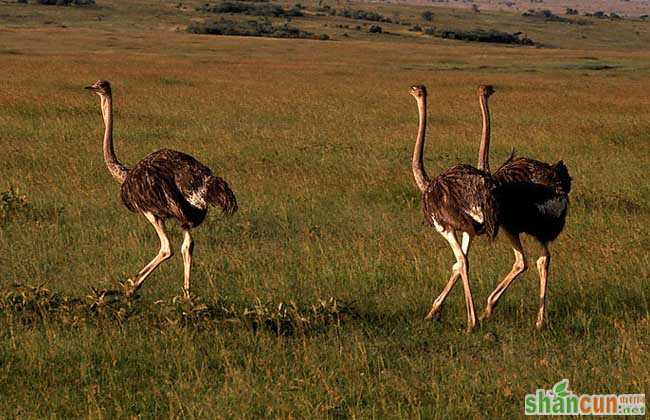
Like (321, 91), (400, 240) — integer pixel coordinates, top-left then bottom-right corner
(421, 11), (433, 21)
(565, 8), (578, 15)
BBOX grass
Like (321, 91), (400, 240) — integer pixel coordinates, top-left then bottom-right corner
(0, 0), (649, 417)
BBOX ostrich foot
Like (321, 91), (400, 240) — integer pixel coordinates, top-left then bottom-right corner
(466, 319), (479, 333)
(424, 305), (442, 321)
(478, 308), (493, 322)
(172, 291), (194, 304)
(119, 278), (138, 297)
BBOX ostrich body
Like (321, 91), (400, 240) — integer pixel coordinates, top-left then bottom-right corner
(409, 85), (498, 331)
(475, 85), (571, 328)
(86, 80), (237, 297)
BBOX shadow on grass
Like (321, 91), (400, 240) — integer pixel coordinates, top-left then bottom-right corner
(2, 279), (646, 339)
(551, 283), (649, 336)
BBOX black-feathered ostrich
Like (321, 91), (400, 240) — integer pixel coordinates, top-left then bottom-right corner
(85, 80), (237, 298)
(475, 85), (571, 328)
(408, 85), (499, 331)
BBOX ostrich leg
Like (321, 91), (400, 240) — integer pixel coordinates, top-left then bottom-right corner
(455, 232), (478, 332)
(425, 268), (460, 320)
(480, 231), (527, 321)
(130, 212), (173, 292)
(426, 230), (478, 331)
(535, 242), (550, 329)
(425, 231), (473, 320)
(461, 231), (471, 256)
(181, 229), (194, 298)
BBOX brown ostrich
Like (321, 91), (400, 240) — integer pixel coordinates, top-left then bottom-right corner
(85, 80), (237, 298)
(408, 85), (499, 331)
(475, 85), (571, 328)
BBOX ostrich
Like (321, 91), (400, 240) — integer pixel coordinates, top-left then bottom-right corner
(85, 80), (237, 298)
(408, 85), (498, 331)
(475, 85), (571, 328)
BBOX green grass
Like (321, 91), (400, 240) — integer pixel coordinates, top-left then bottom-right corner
(0, 0), (649, 417)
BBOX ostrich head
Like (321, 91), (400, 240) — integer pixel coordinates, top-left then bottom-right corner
(477, 84), (495, 98)
(85, 80), (112, 97)
(409, 85), (427, 100)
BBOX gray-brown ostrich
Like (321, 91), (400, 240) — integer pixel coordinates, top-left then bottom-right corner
(408, 85), (498, 331)
(85, 80), (237, 298)
(475, 85), (571, 328)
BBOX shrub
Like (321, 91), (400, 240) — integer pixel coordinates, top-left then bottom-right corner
(198, 2), (302, 17)
(368, 24), (382, 33)
(188, 18), (328, 40)
(522, 8), (590, 24)
(317, 5), (336, 15)
(1, 187), (29, 224)
(421, 11), (433, 21)
(0, 283), (356, 335)
(33, 0), (95, 4)
(432, 28), (534, 45)
(566, 8), (579, 15)
(522, 9), (569, 22)
(338, 9), (391, 23)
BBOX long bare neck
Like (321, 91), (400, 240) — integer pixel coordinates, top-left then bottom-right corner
(100, 95), (128, 184)
(412, 96), (431, 193)
(477, 95), (491, 172)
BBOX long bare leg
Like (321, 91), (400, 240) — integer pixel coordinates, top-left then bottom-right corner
(461, 232), (472, 256)
(480, 231), (526, 321)
(426, 231), (478, 331)
(181, 229), (194, 298)
(130, 212), (173, 292)
(425, 231), (461, 320)
(425, 232), (472, 320)
(425, 270), (460, 320)
(535, 242), (550, 329)
(456, 233), (478, 332)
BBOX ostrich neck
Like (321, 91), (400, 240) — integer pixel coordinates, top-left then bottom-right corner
(412, 97), (431, 193)
(101, 95), (128, 184)
(477, 95), (491, 172)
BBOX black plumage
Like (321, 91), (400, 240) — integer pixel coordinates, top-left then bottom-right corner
(493, 155), (571, 244)
(475, 85), (572, 328)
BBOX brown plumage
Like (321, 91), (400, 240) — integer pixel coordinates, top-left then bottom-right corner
(86, 80), (237, 298)
(475, 85), (571, 328)
(121, 149), (237, 229)
(409, 85), (499, 331)
(424, 164), (498, 238)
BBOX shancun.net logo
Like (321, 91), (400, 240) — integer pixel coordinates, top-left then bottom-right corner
(524, 379), (645, 416)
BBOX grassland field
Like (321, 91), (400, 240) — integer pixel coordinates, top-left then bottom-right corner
(0, 0), (649, 417)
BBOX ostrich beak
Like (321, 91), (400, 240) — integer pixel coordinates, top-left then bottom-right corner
(85, 85), (97, 91)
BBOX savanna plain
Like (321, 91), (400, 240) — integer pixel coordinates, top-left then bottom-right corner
(0, 0), (649, 417)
